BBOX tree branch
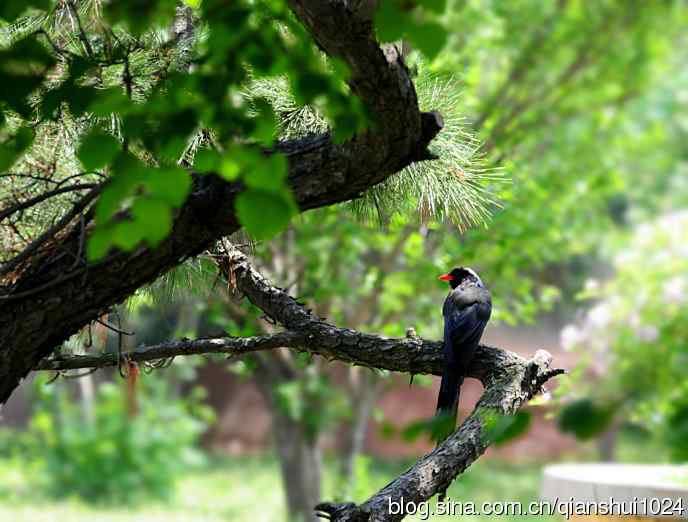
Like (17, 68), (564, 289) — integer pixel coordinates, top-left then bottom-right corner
(0, 1), (443, 403)
(0, 183), (96, 223)
(224, 248), (565, 521)
(315, 352), (563, 522)
(34, 331), (305, 371)
(34, 248), (564, 522)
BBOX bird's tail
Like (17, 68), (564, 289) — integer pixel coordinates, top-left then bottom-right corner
(434, 366), (463, 443)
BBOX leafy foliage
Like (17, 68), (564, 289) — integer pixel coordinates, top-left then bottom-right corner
(0, 0), (376, 260)
(374, 1), (448, 59)
(557, 399), (615, 441)
(28, 374), (211, 504)
(559, 211), (688, 456)
(427, 0), (688, 322)
(352, 65), (502, 228)
(482, 410), (533, 446)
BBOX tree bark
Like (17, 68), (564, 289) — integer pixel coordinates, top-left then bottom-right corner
(0, 0), (443, 404)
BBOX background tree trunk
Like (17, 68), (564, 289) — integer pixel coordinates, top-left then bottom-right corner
(338, 368), (380, 497)
(253, 352), (322, 522)
(273, 406), (322, 522)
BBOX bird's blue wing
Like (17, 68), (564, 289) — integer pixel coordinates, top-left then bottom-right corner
(443, 302), (489, 367)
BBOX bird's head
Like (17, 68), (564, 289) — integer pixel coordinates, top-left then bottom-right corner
(438, 267), (484, 289)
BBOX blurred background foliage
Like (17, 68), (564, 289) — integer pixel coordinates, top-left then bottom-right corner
(27, 374), (211, 504)
(1, 0), (688, 521)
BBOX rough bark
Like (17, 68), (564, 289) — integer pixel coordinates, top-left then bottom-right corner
(36, 251), (557, 386)
(34, 331), (306, 371)
(217, 250), (565, 522)
(0, 0), (443, 404)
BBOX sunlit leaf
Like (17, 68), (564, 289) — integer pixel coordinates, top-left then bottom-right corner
(235, 188), (295, 239)
(143, 167), (192, 206)
(131, 198), (173, 246)
(78, 131), (121, 171)
(374, 1), (410, 42)
(409, 21), (447, 59)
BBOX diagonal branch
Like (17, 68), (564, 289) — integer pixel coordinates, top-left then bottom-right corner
(315, 351), (563, 522)
(0, 183), (96, 223)
(222, 248), (564, 521)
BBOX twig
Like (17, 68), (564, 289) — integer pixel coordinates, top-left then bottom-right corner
(95, 318), (135, 336)
(0, 185), (101, 279)
(67, 0), (95, 58)
(0, 183), (96, 223)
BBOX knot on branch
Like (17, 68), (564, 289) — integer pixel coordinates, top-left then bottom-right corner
(522, 349), (566, 399)
(410, 111), (444, 162)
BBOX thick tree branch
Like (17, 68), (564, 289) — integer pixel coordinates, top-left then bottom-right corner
(0, 1), (443, 403)
(224, 249), (564, 521)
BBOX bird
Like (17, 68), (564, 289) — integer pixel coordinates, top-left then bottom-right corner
(435, 267), (492, 442)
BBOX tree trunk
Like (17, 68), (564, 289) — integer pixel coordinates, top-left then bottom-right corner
(338, 368), (380, 497)
(273, 405), (322, 522)
(252, 352), (322, 522)
(597, 418), (620, 462)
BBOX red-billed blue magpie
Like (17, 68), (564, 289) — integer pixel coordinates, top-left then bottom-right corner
(435, 267), (492, 441)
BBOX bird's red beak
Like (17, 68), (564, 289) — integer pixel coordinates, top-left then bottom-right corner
(438, 274), (454, 281)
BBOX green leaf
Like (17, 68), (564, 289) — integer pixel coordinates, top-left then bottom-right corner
(0, 127), (34, 171)
(111, 221), (147, 251)
(557, 399), (615, 440)
(293, 71), (330, 105)
(0, 37), (56, 116)
(244, 154), (288, 190)
(483, 411), (532, 446)
(194, 150), (221, 172)
(219, 157), (240, 180)
(0, 0), (50, 21)
(235, 188), (295, 239)
(251, 99), (278, 145)
(88, 88), (132, 117)
(87, 226), (115, 260)
(77, 131), (121, 171)
(409, 20), (447, 59)
(379, 421), (397, 440)
(131, 198), (173, 246)
(374, 1), (410, 42)
(143, 167), (192, 207)
(94, 154), (145, 221)
(401, 412), (455, 442)
(422, 0), (447, 14)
